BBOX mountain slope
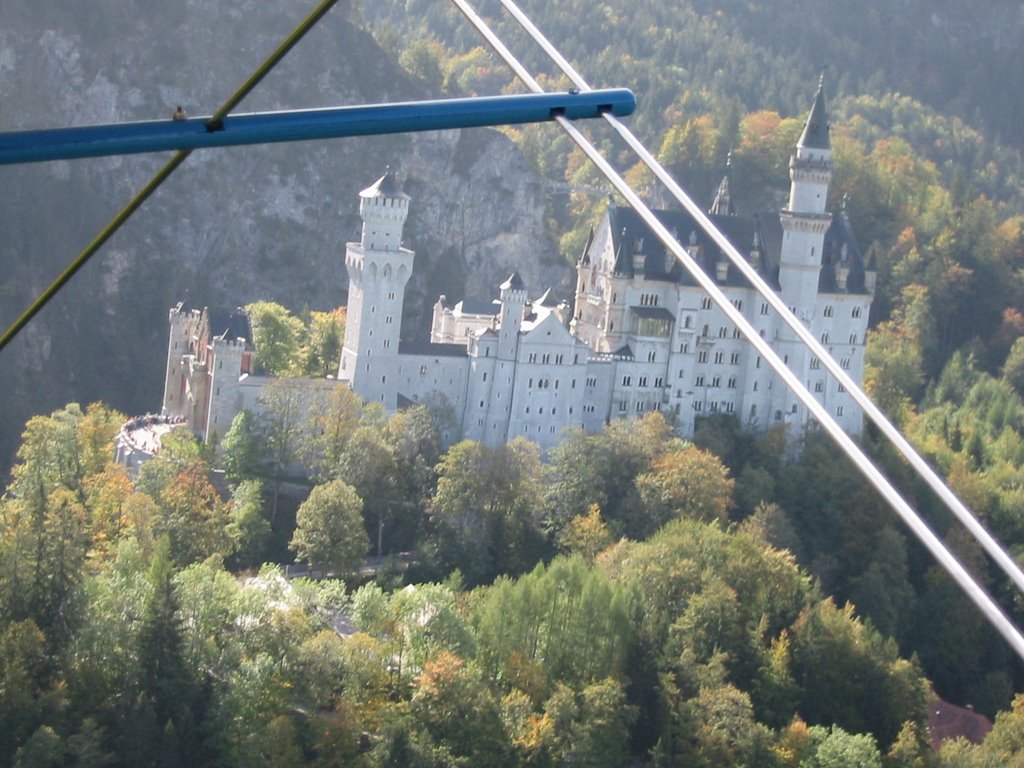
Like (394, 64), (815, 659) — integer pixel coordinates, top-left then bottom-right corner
(0, 0), (563, 472)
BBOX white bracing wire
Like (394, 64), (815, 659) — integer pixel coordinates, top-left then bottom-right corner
(449, 0), (1024, 660)
(493, 0), (1024, 600)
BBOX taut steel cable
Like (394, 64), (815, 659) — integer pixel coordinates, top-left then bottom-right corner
(492, 0), (1024, 601)
(449, 0), (1024, 660)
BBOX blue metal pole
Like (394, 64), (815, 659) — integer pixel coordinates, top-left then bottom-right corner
(0, 89), (635, 166)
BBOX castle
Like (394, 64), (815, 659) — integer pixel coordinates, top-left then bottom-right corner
(161, 79), (874, 451)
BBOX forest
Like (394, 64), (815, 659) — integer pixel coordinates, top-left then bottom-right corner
(4, 0), (1024, 765)
(3, 354), (1024, 766)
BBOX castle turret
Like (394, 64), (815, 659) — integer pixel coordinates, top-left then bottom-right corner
(206, 336), (246, 442)
(338, 169), (413, 405)
(497, 271), (527, 361)
(709, 153), (736, 216)
(779, 74), (833, 312)
(776, 75), (834, 425)
(162, 302), (191, 417)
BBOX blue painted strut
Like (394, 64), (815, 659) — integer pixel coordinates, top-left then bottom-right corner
(0, 89), (635, 166)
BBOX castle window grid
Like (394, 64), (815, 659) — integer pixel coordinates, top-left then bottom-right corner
(167, 80), (874, 456)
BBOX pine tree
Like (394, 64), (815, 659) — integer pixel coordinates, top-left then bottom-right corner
(136, 538), (199, 763)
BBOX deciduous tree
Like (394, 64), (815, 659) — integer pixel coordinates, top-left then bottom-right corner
(291, 480), (368, 576)
(636, 443), (734, 531)
(246, 301), (305, 376)
(430, 438), (545, 584)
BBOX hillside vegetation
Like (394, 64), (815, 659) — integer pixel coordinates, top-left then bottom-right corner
(3, 2), (1024, 764)
(4, 400), (1024, 765)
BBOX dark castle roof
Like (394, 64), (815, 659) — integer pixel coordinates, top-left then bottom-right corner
(457, 297), (499, 315)
(605, 204), (781, 291)
(501, 271), (526, 291)
(798, 76), (831, 150)
(208, 307), (252, 342)
(818, 207), (868, 293)
(603, 200), (870, 296)
(398, 340), (468, 358)
(363, 167), (409, 198)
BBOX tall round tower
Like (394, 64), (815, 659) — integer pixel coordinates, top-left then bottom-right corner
(778, 74), (833, 313)
(338, 169), (413, 404)
(776, 75), (834, 426)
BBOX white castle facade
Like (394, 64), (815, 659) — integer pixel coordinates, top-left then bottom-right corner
(162, 80), (874, 452)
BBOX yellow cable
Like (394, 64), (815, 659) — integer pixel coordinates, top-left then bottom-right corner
(0, 0), (339, 353)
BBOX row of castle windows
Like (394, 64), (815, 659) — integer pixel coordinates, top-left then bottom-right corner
(599, 293), (863, 328)
(698, 324), (743, 339)
(693, 374), (739, 389)
(524, 425), (560, 435)
(527, 377), (584, 391)
(811, 379), (848, 393)
(527, 352), (572, 364)
(523, 405), (576, 416)
(694, 401), (736, 414)
(810, 356), (852, 370)
(695, 297), (745, 313)
(823, 305), (863, 319)
(617, 400), (665, 414)
(819, 332), (861, 345)
(620, 375), (668, 389)
(696, 350), (744, 366)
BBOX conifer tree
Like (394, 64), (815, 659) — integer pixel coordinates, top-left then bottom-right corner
(137, 537), (200, 763)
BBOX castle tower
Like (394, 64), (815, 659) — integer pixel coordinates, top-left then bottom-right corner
(778, 75), (833, 312)
(497, 271), (527, 361)
(205, 336), (246, 442)
(162, 303), (191, 417)
(776, 76), (834, 425)
(708, 153), (736, 216)
(338, 169), (413, 404)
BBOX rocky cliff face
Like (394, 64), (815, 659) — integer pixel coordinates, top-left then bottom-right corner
(0, 0), (568, 471)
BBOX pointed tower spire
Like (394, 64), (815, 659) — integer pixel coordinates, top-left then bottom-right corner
(798, 70), (830, 150)
(709, 151), (736, 215)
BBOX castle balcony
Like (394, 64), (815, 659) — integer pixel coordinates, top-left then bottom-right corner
(779, 209), (832, 235)
(696, 334), (716, 348)
(790, 155), (832, 171)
